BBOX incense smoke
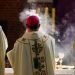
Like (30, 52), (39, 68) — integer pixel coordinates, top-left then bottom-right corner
(19, 4), (75, 66)
(55, 2), (75, 65)
(19, 9), (53, 35)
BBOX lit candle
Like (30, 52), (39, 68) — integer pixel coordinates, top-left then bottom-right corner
(52, 8), (55, 33)
(44, 7), (49, 18)
(36, 8), (40, 14)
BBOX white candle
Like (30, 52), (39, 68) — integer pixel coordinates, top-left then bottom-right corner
(44, 7), (49, 18)
(52, 8), (55, 33)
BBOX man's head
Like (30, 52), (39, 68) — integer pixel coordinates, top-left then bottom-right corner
(26, 16), (40, 31)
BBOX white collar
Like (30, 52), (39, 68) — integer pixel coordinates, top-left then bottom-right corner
(22, 31), (43, 39)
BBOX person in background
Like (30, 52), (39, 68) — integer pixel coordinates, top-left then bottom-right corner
(0, 25), (8, 75)
(7, 15), (55, 75)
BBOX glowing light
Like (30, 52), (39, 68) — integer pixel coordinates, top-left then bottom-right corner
(55, 58), (59, 63)
(58, 52), (64, 59)
(56, 65), (75, 69)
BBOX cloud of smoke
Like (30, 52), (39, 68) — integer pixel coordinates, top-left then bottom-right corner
(19, 8), (53, 35)
(55, 5), (75, 65)
(19, 2), (75, 66)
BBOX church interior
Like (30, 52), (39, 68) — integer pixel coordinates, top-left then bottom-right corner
(0, 0), (75, 75)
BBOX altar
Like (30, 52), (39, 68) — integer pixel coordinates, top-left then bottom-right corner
(5, 68), (13, 75)
(55, 69), (75, 75)
(5, 68), (75, 75)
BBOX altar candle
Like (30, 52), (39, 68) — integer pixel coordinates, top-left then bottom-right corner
(52, 8), (55, 33)
(36, 8), (40, 14)
(44, 7), (49, 18)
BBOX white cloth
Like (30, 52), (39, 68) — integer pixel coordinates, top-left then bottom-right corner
(7, 31), (55, 75)
(0, 26), (8, 75)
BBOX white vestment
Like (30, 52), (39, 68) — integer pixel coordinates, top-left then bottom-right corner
(7, 31), (55, 75)
(0, 26), (8, 75)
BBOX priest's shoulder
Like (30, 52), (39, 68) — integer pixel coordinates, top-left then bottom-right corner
(16, 37), (28, 44)
(42, 34), (55, 42)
